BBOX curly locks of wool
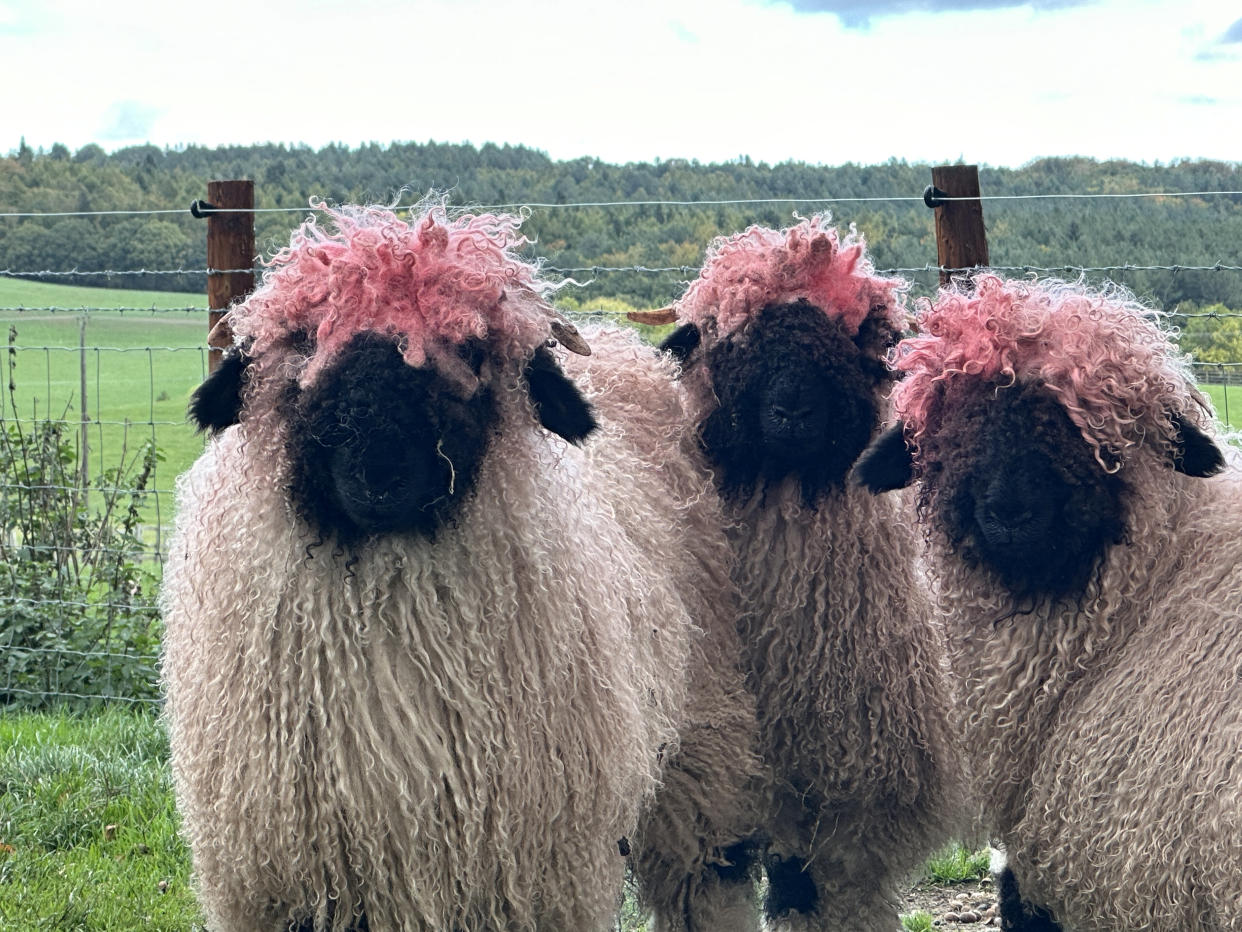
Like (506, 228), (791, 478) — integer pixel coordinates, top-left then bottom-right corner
(881, 276), (1242, 931)
(675, 215), (907, 341)
(233, 201), (553, 387)
(161, 205), (740, 932)
(669, 217), (964, 932)
(893, 273), (1211, 471)
(557, 325), (762, 932)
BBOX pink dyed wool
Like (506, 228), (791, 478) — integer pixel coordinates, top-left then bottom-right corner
(674, 215), (906, 337)
(892, 274), (1209, 470)
(230, 203), (553, 384)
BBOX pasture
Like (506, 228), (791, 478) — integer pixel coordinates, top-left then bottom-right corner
(0, 279), (211, 498)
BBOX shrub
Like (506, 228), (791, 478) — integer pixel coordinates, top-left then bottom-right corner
(1, 325), (162, 707)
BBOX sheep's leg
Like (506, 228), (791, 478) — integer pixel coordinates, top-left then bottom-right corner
(763, 852), (901, 932)
(763, 853), (819, 923)
(995, 867), (1063, 932)
(638, 836), (763, 932)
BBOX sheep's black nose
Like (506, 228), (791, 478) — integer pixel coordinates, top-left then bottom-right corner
(286, 333), (498, 542)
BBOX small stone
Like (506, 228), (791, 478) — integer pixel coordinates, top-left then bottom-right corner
(958, 910), (981, 922)
(943, 913), (962, 922)
(157, 879), (169, 893)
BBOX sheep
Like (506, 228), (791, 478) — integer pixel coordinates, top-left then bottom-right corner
(659, 216), (965, 931)
(160, 203), (756, 932)
(552, 323), (763, 932)
(854, 274), (1239, 931)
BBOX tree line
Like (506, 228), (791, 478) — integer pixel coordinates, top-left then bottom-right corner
(2, 139), (1241, 319)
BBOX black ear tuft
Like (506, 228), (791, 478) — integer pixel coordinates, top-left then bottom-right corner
(1172, 412), (1225, 477)
(659, 323), (701, 364)
(851, 421), (915, 493)
(523, 346), (598, 444)
(188, 349), (249, 433)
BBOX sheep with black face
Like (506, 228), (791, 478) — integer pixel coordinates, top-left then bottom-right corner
(855, 275), (1241, 931)
(662, 217), (964, 932)
(161, 204), (739, 932)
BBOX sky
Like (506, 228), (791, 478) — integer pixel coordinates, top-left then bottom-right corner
(2, 0), (1240, 168)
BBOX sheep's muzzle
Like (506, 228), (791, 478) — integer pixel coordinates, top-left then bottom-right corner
(284, 332), (498, 542)
(699, 301), (881, 502)
(928, 383), (1126, 600)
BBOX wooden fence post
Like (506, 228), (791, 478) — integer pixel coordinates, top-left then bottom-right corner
(925, 165), (989, 288)
(198, 180), (255, 371)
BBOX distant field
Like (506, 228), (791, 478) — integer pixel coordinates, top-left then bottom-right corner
(1201, 383), (1242, 431)
(0, 279), (210, 498)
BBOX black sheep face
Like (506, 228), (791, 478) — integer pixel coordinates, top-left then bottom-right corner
(284, 332), (500, 543)
(925, 382), (1126, 600)
(693, 300), (890, 502)
(189, 330), (598, 545)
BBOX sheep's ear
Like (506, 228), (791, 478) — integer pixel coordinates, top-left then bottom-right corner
(659, 323), (701, 364)
(524, 345), (598, 445)
(851, 421), (914, 493)
(188, 349), (249, 433)
(1171, 412), (1225, 477)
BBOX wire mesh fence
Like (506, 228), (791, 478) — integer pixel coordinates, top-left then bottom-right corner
(2, 183), (1241, 706)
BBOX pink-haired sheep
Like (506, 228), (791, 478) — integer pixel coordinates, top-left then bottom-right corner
(855, 275), (1237, 931)
(661, 217), (964, 931)
(161, 203), (756, 932)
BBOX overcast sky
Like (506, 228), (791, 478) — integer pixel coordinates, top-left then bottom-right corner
(3, 0), (1240, 167)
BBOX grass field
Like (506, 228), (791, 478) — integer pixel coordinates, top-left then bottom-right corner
(0, 279), (211, 506)
(0, 708), (203, 930)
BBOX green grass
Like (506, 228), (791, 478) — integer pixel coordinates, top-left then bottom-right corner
(0, 707), (204, 930)
(0, 279), (211, 522)
(1199, 383), (1242, 431)
(900, 910), (935, 932)
(921, 843), (992, 885)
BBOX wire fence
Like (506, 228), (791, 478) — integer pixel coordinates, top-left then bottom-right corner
(2, 186), (1241, 706)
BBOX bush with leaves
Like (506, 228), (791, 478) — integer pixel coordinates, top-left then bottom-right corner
(1, 326), (162, 707)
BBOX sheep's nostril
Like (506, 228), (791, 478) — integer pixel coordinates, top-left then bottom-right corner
(769, 402), (812, 425)
(985, 500), (1033, 527)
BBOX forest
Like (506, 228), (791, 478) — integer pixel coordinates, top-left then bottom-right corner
(2, 138), (1241, 317)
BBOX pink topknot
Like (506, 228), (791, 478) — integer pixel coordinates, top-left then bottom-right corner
(892, 275), (1211, 470)
(674, 215), (906, 338)
(230, 202), (554, 383)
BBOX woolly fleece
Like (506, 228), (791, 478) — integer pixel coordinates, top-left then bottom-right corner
(162, 206), (724, 932)
(674, 218), (963, 931)
(230, 203), (554, 387)
(893, 277), (1242, 930)
(893, 274), (1213, 471)
(674, 215), (906, 339)
(558, 325), (762, 932)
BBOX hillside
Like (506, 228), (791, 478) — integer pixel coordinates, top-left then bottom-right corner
(2, 141), (1240, 311)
